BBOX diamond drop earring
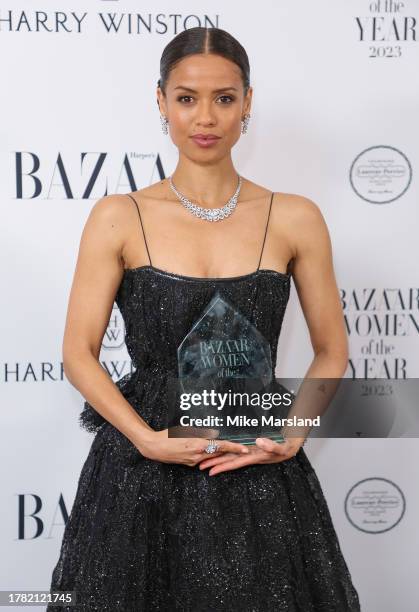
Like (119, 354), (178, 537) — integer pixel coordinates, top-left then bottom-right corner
(241, 113), (251, 134)
(160, 115), (168, 135)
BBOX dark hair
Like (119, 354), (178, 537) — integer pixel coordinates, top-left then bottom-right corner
(157, 26), (250, 95)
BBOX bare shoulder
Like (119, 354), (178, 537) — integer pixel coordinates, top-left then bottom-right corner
(272, 192), (324, 223)
(87, 192), (131, 227)
(81, 193), (139, 265)
(270, 191), (329, 243)
(81, 182), (169, 259)
(87, 192), (132, 223)
(243, 178), (321, 216)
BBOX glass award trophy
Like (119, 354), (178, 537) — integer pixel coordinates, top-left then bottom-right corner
(175, 291), (285, 445)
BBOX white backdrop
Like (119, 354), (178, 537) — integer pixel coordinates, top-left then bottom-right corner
(1, 1), (418, 610)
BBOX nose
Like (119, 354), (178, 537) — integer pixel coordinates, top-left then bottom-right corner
(195, 100), (216, 127)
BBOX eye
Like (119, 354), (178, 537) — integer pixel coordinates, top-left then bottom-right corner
(177, 95), (194, 103)
(217, 95), (234, 104)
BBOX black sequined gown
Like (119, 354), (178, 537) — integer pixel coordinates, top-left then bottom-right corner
(48, 193), (361, 612)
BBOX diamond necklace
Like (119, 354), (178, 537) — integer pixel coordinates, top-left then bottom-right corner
(168, 174), (242, 222)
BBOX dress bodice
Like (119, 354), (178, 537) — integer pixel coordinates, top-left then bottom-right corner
(115, 265), (291, 374)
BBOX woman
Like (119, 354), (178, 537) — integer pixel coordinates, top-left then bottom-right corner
(48, 26), (361, 611)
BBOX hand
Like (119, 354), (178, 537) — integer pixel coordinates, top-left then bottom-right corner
(198, 436), (306, 476)
(135, 428), (250, 468)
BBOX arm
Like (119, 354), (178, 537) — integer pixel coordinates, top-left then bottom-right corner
(276, 196), (348, 442)
(288, 196), (348, 377)
(62, 195), (154, 447)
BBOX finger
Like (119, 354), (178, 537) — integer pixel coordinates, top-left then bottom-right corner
(198, 454), (235, 470)
(216, 440), (250, 455)
(199, 445), (269, 469)
(255, 437), (289, 455)
(263, 438), (299, 457)
(197, 450), (225, 463)
(208, 455), (255, 475)
(208, 450), (290, 472)
(200, 444), (263, 465)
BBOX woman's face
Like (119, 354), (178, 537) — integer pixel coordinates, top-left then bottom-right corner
(157, 53), (252, 161)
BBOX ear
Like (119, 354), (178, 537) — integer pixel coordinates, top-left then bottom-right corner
(243, 85), (253, 116)
(156, 87), (167, 116)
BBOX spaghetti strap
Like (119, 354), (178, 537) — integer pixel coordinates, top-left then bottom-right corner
(256, 192), (274, 270)
(126, 194), (152, 266)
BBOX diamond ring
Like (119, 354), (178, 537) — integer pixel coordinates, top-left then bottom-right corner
(204, 439), (219, 454)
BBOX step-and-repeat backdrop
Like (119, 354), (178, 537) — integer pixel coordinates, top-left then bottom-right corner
(1, 1), (418, 610)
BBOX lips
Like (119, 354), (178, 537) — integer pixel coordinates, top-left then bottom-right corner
(191, 134), (220, 140)
(190, 134), (221, 148)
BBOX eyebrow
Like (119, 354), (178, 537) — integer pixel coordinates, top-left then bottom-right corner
(173, 86), (238, 93)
